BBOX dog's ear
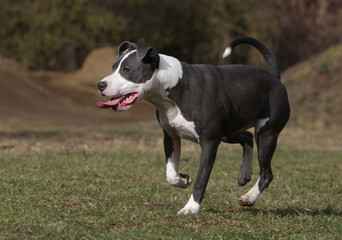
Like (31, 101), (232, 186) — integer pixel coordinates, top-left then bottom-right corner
(137, 43), (160, 69)
(118, 41), (137, 57)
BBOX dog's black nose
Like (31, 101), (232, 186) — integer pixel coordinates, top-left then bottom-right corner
(97, 81), (107, 92)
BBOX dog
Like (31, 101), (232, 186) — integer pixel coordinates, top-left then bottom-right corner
(96, 37), (290, 214)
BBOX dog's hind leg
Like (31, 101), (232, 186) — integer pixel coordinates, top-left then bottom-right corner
(163, 130), (192, 189)
(238, 120), (278, 207)
(222, 131), (253, 186)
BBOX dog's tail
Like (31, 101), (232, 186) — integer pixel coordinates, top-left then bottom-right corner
(223, 37), (280, 80)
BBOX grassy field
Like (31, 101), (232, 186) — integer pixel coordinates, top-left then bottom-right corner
(0, 127), (341, 239)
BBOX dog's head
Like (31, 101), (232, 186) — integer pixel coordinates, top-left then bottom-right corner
(96, 41), (160, 111)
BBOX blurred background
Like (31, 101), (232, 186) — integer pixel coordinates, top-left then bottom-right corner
(0, 0), (341, 152)
(1, 0), (341, 71)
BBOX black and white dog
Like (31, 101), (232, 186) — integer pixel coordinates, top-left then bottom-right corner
(96, 37), (290, 214)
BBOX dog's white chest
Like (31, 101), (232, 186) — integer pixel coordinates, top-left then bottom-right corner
(158, 105), (199, 142)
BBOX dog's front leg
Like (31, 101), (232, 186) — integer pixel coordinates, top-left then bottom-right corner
(163, 130), (192, 189)
(178, 139), (220, 214)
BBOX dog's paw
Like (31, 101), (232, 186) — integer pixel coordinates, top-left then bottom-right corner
(177, 195), (200, 215)
(237, 170), (252, 186)
(238, 179), (261, 207)
(177, 206), (200, 215)
(167, 173), (192, 189)
(178, 173), (192, 188)
(238, 196), (255, 207)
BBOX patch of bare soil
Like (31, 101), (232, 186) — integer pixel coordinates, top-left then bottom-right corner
(0, 47), (155, 128)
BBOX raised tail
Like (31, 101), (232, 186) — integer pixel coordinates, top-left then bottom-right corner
(223, 37), (280, 80)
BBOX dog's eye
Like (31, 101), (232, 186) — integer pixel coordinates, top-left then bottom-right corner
(122, 66), (131, 73)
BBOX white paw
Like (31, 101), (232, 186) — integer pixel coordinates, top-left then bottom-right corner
(238, 195), (257, 207)
(238, 178), (261, 207)
(167, 173), (192, 189)
(177, 195), (200, 215)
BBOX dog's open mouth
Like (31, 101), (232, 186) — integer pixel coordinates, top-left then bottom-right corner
(96, 92), (139, 111)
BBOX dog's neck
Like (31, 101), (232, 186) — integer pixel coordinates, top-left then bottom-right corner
(156, 54), (183, 90)
(144, 54), (183, 113)
(144, 84), (177, 116)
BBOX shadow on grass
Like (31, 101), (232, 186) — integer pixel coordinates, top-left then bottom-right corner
(207, 206), (342, 217)
(240, 205), (342, 217)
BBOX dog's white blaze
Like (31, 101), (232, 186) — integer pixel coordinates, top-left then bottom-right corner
(240, 178), (261, 205)
(222, 47), (232, 59)
(100, 51), (143, 97)
(178, 194), (201, 215)
(157, 54), (183, 90)
(255, 118), (269, 134)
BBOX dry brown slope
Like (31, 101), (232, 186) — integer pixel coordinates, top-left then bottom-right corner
(0, 47), (155, 128)
(283, 44), (342, 129)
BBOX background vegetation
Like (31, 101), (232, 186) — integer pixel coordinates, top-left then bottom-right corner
(1, 0), (341, 71)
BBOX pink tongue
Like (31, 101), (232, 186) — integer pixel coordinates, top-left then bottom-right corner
(96, 96), (125, 108)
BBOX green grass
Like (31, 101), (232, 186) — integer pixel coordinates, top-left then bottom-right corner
(1, 146), (341, 239)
